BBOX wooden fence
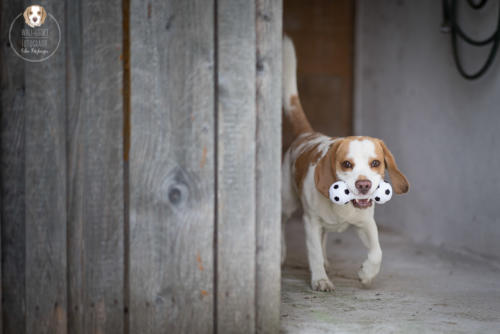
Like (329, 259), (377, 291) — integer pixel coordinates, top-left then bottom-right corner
(0, 0), (282, 333)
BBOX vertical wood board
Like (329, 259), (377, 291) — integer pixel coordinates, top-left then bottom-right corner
(1, 0), (26, 332)
(255, 0), (282, 332)
(66, 0), (125, 332)
(129, 0), (216, 333)
(216, 0), (257, 332)
(23, 1), (67, 333)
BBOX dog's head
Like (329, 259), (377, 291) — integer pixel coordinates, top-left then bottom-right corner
(315, 136), (409, 209)
(23, 5), (47, 28)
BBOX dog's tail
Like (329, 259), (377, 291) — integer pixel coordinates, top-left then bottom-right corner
(282, 36), (313, 140)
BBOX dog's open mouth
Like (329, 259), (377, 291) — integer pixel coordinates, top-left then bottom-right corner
(352, 198), (372, 209)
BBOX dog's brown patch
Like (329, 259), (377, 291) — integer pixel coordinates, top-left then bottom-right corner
(286, 95), (313, 137)
(335, 138), (352, 172)
(371, 140), (386, 177)
(292, 133), (323, 193)
(377, 139), (410, 194)
(314, 139), (343, 198)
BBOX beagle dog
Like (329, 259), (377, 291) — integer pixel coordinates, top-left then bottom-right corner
(24, 5), (47, 28)
(281, 36), (409, 292)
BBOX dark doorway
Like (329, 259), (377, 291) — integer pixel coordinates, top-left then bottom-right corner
(283, 0), (354, 149)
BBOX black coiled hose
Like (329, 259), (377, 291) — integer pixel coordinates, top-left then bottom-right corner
(442, 0), (500, 80)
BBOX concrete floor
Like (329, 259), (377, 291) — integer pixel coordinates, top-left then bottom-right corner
(281, 217), (500, 333)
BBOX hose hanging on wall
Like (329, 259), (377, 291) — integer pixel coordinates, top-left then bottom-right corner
(441, 0), (500, 80)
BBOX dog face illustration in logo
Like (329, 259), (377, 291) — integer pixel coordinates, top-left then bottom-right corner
(23, 5), (47, 28)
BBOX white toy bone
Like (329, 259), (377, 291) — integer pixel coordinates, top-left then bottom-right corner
(328, 180), (393, 205)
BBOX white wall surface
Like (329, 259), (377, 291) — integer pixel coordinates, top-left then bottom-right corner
(355, 0), (500, 258)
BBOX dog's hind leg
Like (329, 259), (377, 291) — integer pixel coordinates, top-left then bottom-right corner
(281, 219), (287, 266)
(305, 213), (335, 292)
(281, 150), (299, 266)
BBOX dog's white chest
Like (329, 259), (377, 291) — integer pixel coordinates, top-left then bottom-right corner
(318, 198), (360, 231)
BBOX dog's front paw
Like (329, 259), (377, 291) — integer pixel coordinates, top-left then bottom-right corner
(311, 278), (335, 292)
(358, 260), (380, 286)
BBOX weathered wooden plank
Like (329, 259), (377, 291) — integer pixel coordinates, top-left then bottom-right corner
(129, 0), (215, 333)
(66, 0), (125, 332)
(216, 0), (257, 332)
(1, 2), (26, 332)
(255, 0), (282, 332)
(22, 2), (67, 333)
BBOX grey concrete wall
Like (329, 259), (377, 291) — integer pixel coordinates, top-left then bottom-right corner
(354, 0), (500, 258)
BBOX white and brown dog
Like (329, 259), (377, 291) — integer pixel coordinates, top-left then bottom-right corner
(23, 5), (47, 28)
(281, 36), (409, 291)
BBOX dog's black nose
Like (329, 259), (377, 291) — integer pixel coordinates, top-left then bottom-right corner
(355, 180), (372, 194)
(33, 17), (38, 22)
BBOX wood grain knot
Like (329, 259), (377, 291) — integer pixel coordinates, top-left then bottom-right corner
(165, 167), (193, 208)
(167, 182), (189, 207)
(168, 187), (182, 204)
(258, 11), (272, 22)
(256, 58), (265, 73)
(165, 15), (175, 30)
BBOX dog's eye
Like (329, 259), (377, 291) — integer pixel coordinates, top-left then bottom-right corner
(371, 160), (380, 168)
(38, 11), (41, 15)
(342, 161), (353, 169)
(29, 11), (32, 15)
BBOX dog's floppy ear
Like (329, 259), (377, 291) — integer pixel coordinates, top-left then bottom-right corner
(23, 7), (31, 25)
(40, 6), (47, 24)
(314, 139), (342, 199)
(378, 140), (409, 194)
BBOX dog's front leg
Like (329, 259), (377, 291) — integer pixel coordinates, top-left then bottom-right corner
(321, 229), (331, 270)
(356, 218), (382, 286)
(304, 213), (334, 291)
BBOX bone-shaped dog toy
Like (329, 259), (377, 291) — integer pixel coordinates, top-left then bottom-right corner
(328, 180), (393, 205)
